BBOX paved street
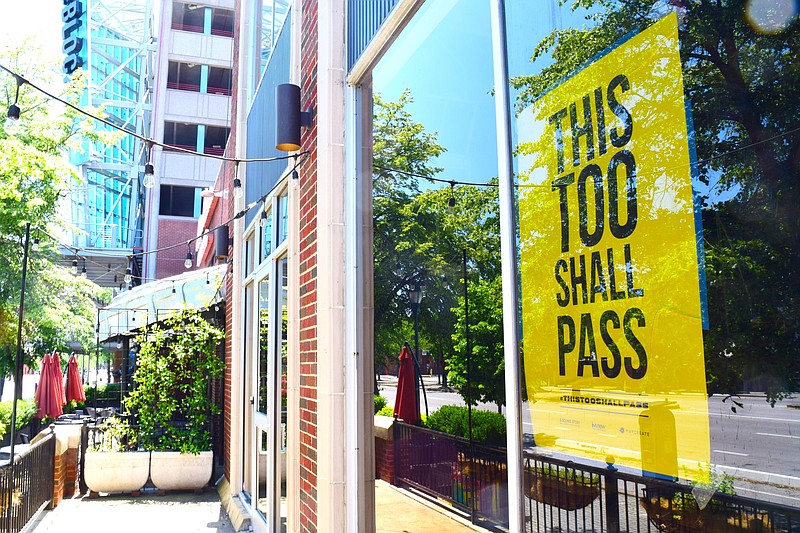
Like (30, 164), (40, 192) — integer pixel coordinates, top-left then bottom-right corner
(378, 375), (800, 506)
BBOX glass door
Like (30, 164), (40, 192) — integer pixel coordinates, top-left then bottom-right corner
(275, 257), (288, 531)
(252, 276), (273, 532)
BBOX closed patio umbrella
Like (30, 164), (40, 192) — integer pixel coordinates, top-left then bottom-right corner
(393, 344), (420, 424)
(65, 353), (85, 403)
(34, 353), (65, 419)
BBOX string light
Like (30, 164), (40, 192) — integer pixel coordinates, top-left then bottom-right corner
(184, 244), (193, 269)
(81, 258), (87, 278)
(2, 59), (305, 165)
(5, 74), (22, 133)
(124, 267), (132, 283)
(143, 142), (155, 189)
(71, 258), (78, 275)
(260, 203), (268, 228)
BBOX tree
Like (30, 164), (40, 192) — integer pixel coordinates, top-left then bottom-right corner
(511, 0), (800, 401)
(0, 42), (110, 392)
(373, 90), (507, 403)
(373, 89), (446, 368)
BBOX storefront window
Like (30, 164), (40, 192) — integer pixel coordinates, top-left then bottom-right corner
(367, 0), (799, 526)
(506, 0), (799, 511)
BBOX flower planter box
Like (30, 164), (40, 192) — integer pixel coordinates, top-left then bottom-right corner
(150, 450), (213, 491)
(523, 468), (600, 511)
(84, 451), (150, 493)
(640, 488), (772, 532)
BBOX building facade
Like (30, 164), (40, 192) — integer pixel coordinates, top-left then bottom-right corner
(142, 0), (234, 281)
(212, 0), (800, 531)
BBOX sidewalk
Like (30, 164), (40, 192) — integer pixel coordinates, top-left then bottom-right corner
(29, 480), (489, 532)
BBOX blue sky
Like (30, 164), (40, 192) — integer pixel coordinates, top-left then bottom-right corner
(372, 0), (593, 188)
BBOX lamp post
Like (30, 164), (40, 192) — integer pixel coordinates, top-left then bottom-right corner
(407, 279), (428, 420)
(10, 222), (31, 462)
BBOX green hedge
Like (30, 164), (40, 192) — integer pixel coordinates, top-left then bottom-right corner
(424, 405), (506, 447)
(83, 382), (121, 402)
(374, 395), (387, 414)
(376, 406), (395, 417)
(0, 400), (38, 440)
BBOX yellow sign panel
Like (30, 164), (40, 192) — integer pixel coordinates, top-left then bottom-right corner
(517, 13), (710, 480)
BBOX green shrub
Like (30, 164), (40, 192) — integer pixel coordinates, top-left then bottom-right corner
(424, 405), (506, 447)
(0, 400), (38, 439)
(376, 406), (395, 417)
(374, 395), (387, 414)
(83, 382), (122, 403)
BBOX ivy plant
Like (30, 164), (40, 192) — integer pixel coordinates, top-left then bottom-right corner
(127, 308), (225, 454)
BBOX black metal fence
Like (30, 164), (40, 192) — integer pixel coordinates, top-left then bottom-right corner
(0, 430), (56, 533)
(394, 421), (800, 532)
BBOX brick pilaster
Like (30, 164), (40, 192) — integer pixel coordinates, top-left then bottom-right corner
(298, 1), (319, 531)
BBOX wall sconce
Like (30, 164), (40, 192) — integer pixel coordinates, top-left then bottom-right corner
(275, 83), (313, 152)
(215, 225), (230, 262)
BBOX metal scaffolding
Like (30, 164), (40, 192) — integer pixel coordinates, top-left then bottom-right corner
(63, 0), (155, 288)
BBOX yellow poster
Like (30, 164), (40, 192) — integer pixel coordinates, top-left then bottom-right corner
(517, 13), (710, 481)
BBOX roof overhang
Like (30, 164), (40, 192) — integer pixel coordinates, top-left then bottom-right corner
(98, 264), (226, 341)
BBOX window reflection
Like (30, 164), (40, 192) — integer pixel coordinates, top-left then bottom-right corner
(277, 193), (288, 245)
(258, 279), (270, 414)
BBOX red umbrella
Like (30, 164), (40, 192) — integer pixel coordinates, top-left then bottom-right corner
(35, 353), (64, 420)
(393, 344), (420, 424)
(65, 354), (85, 403)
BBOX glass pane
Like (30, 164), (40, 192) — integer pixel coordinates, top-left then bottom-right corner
(241, 284), (252, 497)
(277, 193), (288, 245)
(261, 208), (273, 260)
(258, 278), (270, 414)
(507, 0), (800, 508)
(277, 257), (288, 528)
(256, 428), (268, 519)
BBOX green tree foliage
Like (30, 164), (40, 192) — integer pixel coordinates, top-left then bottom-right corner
(512, 0), (800, 401)
(1, 43), (111, 389)
(449, 276), (505, 408)
(373, 90), (446, 369)
(127, 309), (225, 453)
(373, 90), (505, 406)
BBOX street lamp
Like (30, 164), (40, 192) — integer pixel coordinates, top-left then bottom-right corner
(407, 278), (428, 419)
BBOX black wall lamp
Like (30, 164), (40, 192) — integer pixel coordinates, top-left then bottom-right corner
(275, 83), (313, 152)
(215, 225), (230, 263)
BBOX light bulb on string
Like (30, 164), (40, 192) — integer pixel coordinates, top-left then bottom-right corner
(233, 177), (243, 199)
(143, 142), (155, 188)
(260, 204), (268, 228)
(71, 258), (78, 275)
(124, 267), (132, 283)
(5, 76), (22, 133)
(184, 243), (193, 269)
(448, 181), (456, 210)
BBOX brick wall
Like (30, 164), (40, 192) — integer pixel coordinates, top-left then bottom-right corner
(375, 438), (395, 485)
(298, 1), (319, 531)
(52, 451), (65, 507)
(63, 447), (79, 498)
(155, 216), (199, 279)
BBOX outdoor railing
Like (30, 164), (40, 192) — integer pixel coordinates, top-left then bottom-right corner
(393, 421), (800, 532)
(0, 430), (56, 533)
(166, 81), (200, 92)
(394, 421), (508, 528)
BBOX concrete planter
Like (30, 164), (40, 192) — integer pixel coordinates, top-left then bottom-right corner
(84, 451), (150, 493)
(150, 450), (213, 491)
